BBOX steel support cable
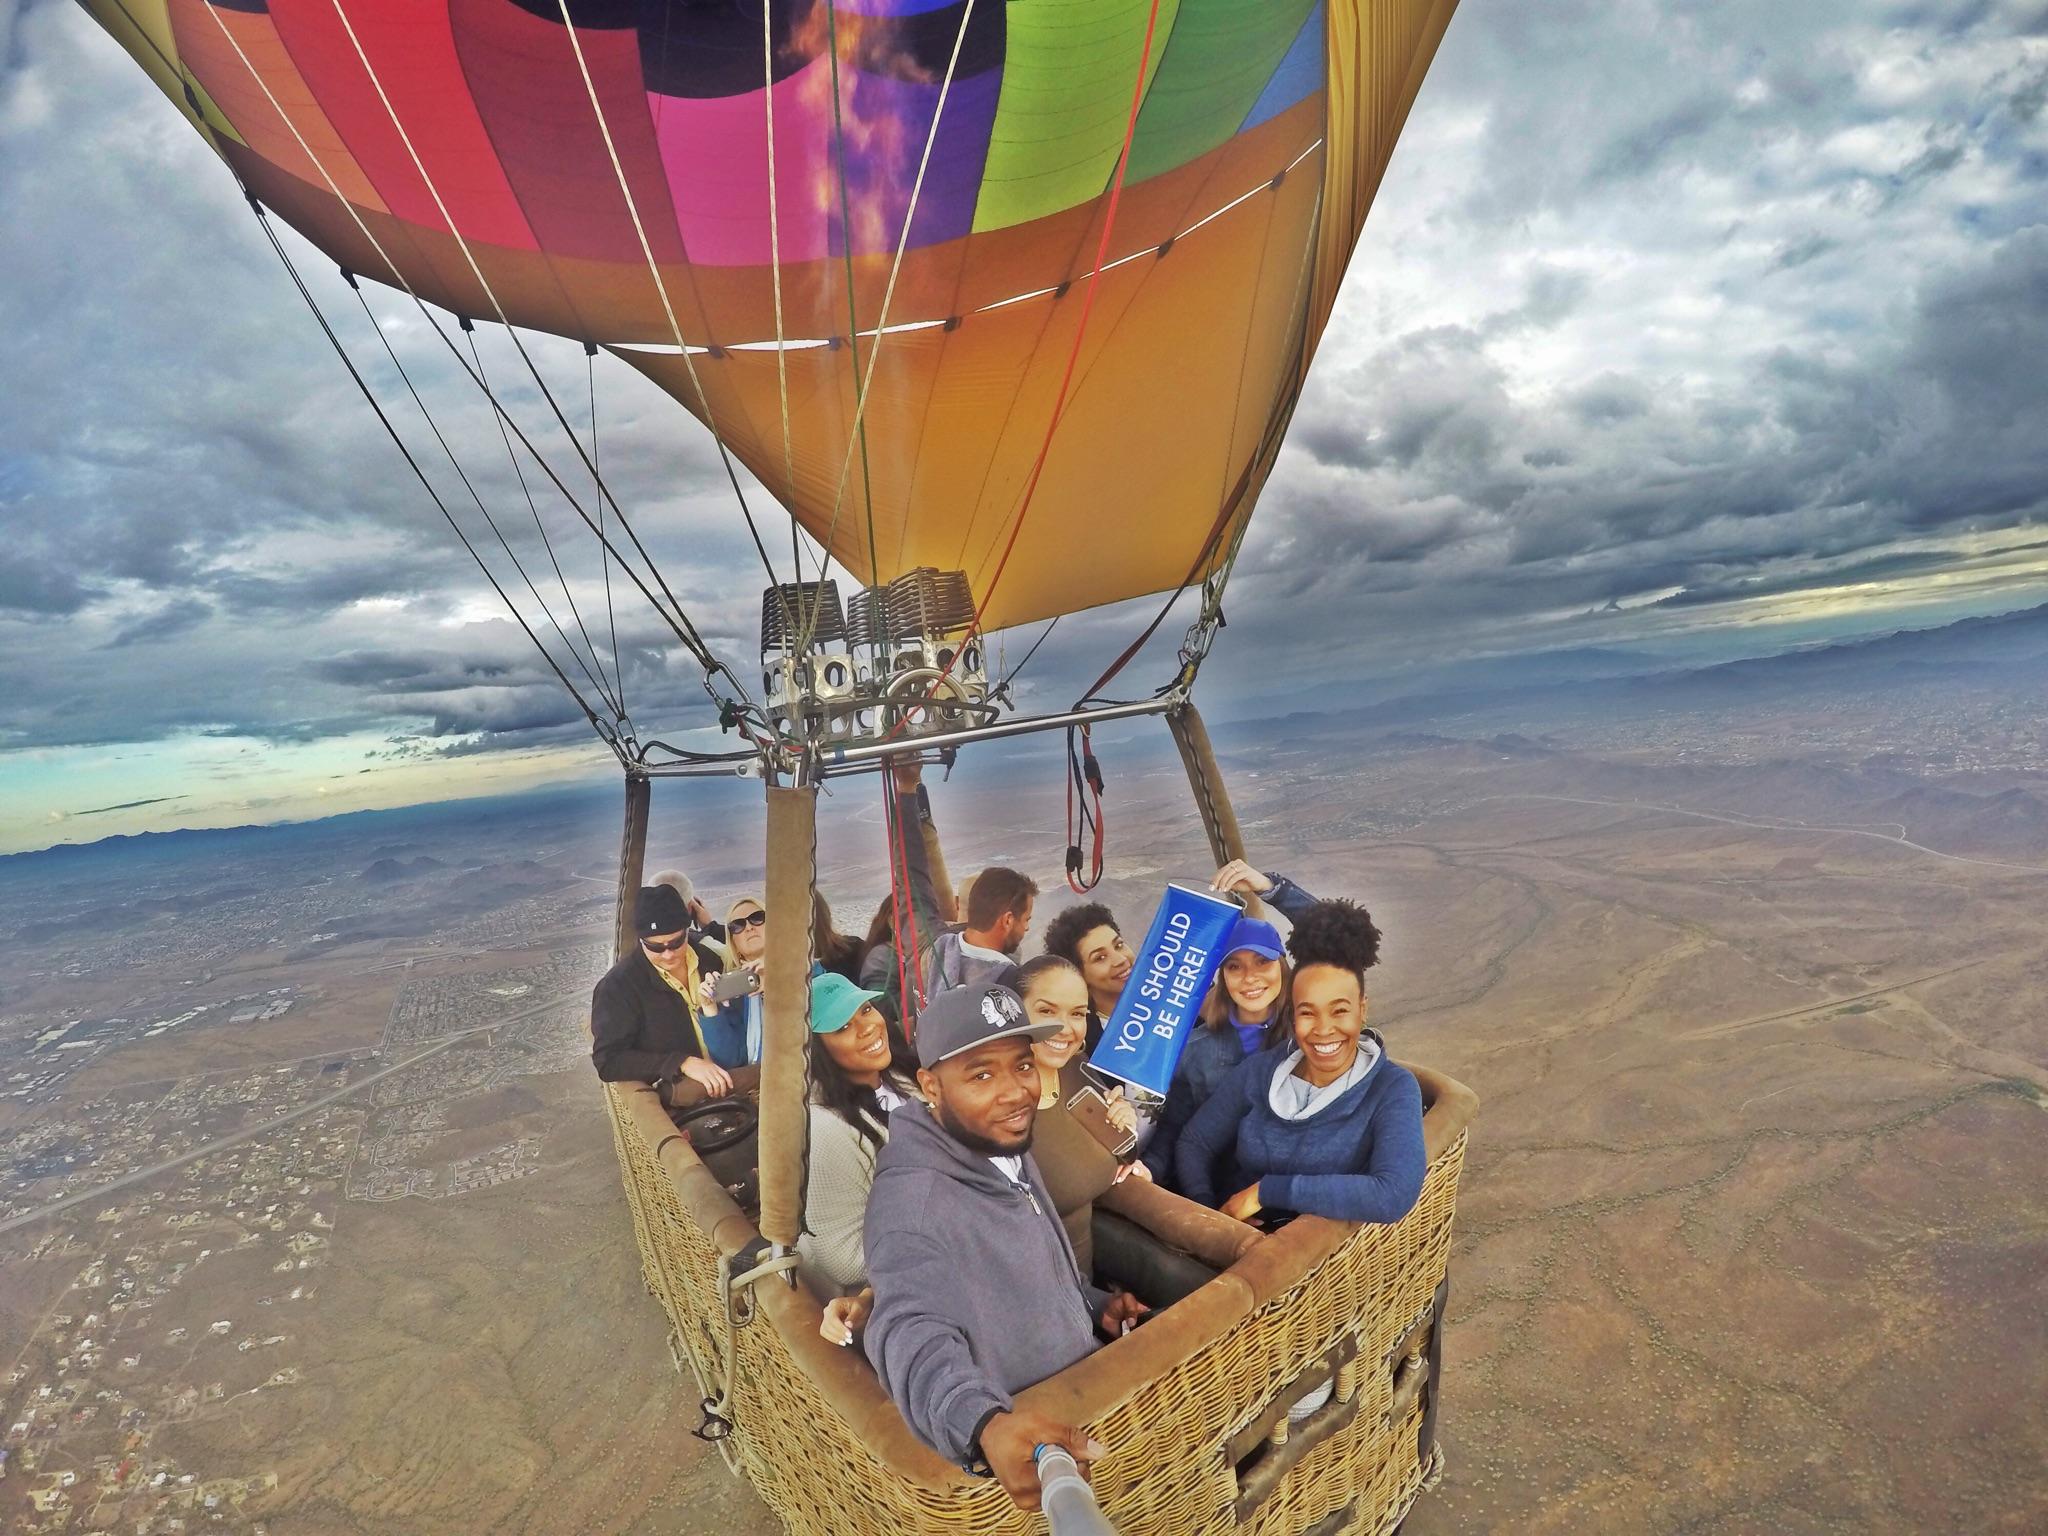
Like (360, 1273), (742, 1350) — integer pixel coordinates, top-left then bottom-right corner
(590, 347), (626, 718)
(551, 0), (803, 656)
(760, 0), (806, 636)
(868, 0), (1162, 747)
(990, 614), (1059, 701)
(200, 1), (761, 742)
(789, 0), (980, 657)
(823, 0), (884, 597)
(249, 203), (624, 762)
(1076, 179), (1329, 710)
(344, 281), (625, 719)
(321, 0), (767, 733)
(462, 322), (625, 718)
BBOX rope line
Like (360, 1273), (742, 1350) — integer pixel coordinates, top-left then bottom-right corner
(870, 0), (1161, 747)
(345, 282), (622, 718)
(466, 324), (624, 718)
(590, 345), (625, 718)
(823, 0), (884, 602)
(203, 0), (759, 739)
(551, 0), (801, 646)
(250, 204), (622, 760)
(793, 0), (979, 657)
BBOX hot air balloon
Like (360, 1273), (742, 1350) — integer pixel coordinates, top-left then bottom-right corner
(78, 2), (1478, 1530)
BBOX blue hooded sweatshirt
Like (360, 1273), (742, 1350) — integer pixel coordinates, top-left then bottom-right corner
(1174, 1033), (1426, 1224)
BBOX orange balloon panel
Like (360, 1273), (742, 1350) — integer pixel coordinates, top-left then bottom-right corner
(85, 0), (1462, 628)
(615, 154), (1324, 631)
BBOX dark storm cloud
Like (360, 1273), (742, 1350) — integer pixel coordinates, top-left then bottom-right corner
(105, 597), (212, 648)
(74, 795), (184, 816)
(1209, 0), (2048, 678)
(3, 0), (2047, 775)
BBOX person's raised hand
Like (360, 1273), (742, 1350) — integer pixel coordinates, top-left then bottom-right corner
(820, 1287), (872, 1347)
(1099, 1290), (1150, 1337)
(680, 1056), (733, 1097)
(977, 1409), (1101, 1512)
(1220, 1181), (1264, 1223)
(889, 755), (922, 793)
(1103, 1088), (1138, 1137)
(1210, 859), (1272, 898)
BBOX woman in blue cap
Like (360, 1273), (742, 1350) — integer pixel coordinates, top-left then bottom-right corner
(1142, 910), (1297, 1184)
(799, 971), (919, 1340)
(1134, 856), (1321, 1182)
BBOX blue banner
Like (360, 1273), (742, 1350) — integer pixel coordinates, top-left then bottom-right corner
(1087, 882), (1242, 1098)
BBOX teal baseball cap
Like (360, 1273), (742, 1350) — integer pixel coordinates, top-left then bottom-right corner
(809, 971), (884, 1035)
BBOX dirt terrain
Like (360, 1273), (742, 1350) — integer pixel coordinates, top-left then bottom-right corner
(4, 736), (2044, 1533)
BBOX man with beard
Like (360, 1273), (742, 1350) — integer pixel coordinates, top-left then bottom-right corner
(921, 867), (1037, 999)
(863, 983), (1147, 1510)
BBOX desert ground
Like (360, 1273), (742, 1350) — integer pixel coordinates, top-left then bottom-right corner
(5, 734), (2044, 1533)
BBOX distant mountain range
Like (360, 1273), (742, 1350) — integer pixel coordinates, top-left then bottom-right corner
(8, 601), (2046, 869)
(1216, 600), (2048, 742)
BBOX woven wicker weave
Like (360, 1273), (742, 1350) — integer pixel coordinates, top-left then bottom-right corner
(606, 1081), (1467, 1536)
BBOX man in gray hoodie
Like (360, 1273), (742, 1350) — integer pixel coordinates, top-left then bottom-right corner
(864, 983), (1146, 1510)
(920, 866), (1037, 1000)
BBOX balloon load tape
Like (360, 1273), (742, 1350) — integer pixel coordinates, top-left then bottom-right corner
(758, 569), (990, 744)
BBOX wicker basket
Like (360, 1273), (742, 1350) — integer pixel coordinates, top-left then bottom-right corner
(605, 1079), (1469, 1536)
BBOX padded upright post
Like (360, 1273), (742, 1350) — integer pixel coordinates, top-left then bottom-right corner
(757, 783), (818, 1250)
(613, 771), (651, 962)
(1167, 701), (1266, 918)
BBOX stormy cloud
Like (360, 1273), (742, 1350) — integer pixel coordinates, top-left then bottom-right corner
(1, 0), (2045, 844)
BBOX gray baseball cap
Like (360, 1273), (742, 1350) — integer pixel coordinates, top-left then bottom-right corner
(914, 983), (1061, 1070)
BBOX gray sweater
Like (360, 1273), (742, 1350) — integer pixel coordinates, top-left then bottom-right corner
(863, 1101), (1109, 1466)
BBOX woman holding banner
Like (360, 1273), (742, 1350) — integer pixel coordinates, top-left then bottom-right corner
(1174, 901), (1426, 1228)
(1140, 862), (1324, 1184)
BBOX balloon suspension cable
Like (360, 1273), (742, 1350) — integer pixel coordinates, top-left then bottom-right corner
(759, 0), (809, 646)
(342, 282), (623, 724)
(550, 0), (804, 660)
(824, 0), (884, 597)
(416, 302), (770, 745)
(1078, 173), (1329, 711)
(988, 615), (1059, 707)
(589, 342), (626, 719)
(245, 199), (627, 766)
(197, 0), (768, 752)
(872, 0), (1162, 745)
(452, 314), (626, 722)
(792, 0), (981, 658)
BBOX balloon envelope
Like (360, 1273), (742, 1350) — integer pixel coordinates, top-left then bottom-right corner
(88, 0), (1457, 629)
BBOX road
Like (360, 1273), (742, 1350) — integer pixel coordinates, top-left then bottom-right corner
(0, 989), (588, 1234)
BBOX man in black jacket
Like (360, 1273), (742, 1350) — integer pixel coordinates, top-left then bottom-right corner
(590, 885), (733, 1101)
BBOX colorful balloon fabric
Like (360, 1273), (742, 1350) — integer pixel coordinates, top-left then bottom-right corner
(90, 0), (1458, 629)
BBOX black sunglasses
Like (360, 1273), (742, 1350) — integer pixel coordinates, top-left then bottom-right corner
(641, 934), (692, 954)
(729, 910), (768, 930)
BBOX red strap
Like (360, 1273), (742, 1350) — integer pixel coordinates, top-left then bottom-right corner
(878, 0), (1165, 744)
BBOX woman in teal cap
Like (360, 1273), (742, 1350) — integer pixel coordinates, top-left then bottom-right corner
(799, 971), (919, 1343)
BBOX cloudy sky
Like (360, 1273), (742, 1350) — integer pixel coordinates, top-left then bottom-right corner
(2, 0), (2046, 853)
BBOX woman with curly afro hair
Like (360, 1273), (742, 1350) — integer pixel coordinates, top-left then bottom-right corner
(1173, 899), (1426, 1228)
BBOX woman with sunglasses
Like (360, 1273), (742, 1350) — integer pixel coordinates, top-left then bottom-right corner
(696, 895), (770, 1069)
(591, 884), (736, 1101)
